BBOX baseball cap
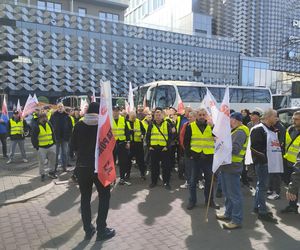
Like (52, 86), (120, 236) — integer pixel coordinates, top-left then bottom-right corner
(13, 110), (19, 115)
(251, 110), (262, 117)
(230, 112), (243, 122)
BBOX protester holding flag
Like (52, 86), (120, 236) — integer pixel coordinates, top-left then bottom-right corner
(71, 102), (115, 241)
(183, 108), (219, 210)
(216, 112), (249, 230)
(7, 110), (28, 164)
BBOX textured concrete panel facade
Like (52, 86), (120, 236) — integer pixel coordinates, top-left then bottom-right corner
(0, 3), (239, 97)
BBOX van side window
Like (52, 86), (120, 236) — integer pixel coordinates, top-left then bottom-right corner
(155, 85), (176, 108)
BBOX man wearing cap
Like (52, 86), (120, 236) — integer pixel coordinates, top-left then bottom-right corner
(216, 112), (249, 229)
(247, 110), (262, 129)
(71, 102), (115, 241)
(7, 110), (28, 164)
(31, 113), (57, 180)
(146, 107), (173, 189)
(112, 105), (131, 185)
(250, 109), (283, 223)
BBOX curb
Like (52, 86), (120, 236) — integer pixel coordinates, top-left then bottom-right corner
(0, 180), (55, 206)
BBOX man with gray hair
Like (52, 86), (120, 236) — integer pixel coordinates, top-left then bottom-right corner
(250, 108), (283, 223)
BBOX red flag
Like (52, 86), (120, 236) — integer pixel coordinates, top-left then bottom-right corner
(1, 96), (8, 116)
(177, 94), (185, 114)
(95, 83), (116, 187)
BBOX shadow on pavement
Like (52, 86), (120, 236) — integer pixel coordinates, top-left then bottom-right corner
(46, 184), (80, 216)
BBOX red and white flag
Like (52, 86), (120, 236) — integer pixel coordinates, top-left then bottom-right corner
(177, 93), (185, 114)
(22, 94), (38, 118)
(202, 88), (219, 125)
(125, 100), (130, 113)
(91, 89), (96, 102)
(1, 96), (8, 121)
(95, 82), (116, 187)
(212, 87), (232, 173)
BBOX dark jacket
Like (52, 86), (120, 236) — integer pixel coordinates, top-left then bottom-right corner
(250, 123), (277, 164)
(31, 122), (56, 150)
(71, 114), (98, 168)
(183, 121), (213, 161)
(8, 117), (27, 140)
(49, 111), (73, 141)
(145, 120), (172, 148)
(0, 114), (8, 134)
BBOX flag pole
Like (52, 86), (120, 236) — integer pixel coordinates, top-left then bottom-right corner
(205, 173), (215, 222)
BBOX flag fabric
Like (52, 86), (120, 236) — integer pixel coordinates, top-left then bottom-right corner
(202, 88), (219, 125)
(33, 94), (39, 103)
(17, 99), (22, 113)
(80, 98), (89, 116)
(22, 94), (38, 118)
(212, 87), (232, 173)
(95, 81), (116, 187)
(128, 82), (134, 112)
(1, 96), (9, 121)
(125, 100), (130, 113)
(177, 93), (185, 114)
(142, 94), (147, 109)
(91, 89), (96, 102)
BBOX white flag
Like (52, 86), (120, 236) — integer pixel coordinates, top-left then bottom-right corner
(80, 98), (89, 116)
(212, 87), (232, 173)
(22, 94), (38, 118)
(17, 99), (22, 113)
(125, 100), (130, 113)
(33, 94), (39, 103)
(202, 88), (219, 125)
(128, 82), (134, 112)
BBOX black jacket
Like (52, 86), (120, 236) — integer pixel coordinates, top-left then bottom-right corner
(71, 117), (98, 168)
(8, 118), (27, 140)
(49, 111), (73, 141)
(31, 122), (56, 150)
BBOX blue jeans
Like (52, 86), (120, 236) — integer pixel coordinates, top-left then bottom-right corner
(254, 163), (269, 214)
(189, 157), (213, 204)
(221, 171), (243, 225)
(55, 140), (69, 168)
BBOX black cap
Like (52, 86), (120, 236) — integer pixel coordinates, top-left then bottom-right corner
(112, 105), (120, 111)
(13, 110), (19, 115)
(87, 102), (100, 114)
(154, 107), (163, 112)
(251, 110), (262, 117)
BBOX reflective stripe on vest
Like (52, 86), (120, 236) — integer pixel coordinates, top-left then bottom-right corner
(112, 116), (126, 141)
(190, 122), (214, 154)
(38, 123), (54, 147)
(126, 119), (142, 142)
(284, 128), (300, 164)
(142, 119), (148, 132)
(176, 116), (181, 133)
(9, 119), (24, 135)
(232, 124), (250, 163)
(150, 121), (168, 146)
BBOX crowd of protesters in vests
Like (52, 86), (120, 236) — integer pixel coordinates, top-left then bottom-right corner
(0, 101), (300, 239)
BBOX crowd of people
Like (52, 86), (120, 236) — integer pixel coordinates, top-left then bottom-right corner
(0, 102), (299, 239)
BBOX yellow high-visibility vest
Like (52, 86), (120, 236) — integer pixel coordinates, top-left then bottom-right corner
(70, 116), (75, 127)
(38, 123), (54, 147)
(112, 116), (126, 141)
(190, 122), (214, 154)
(9, 119), (24, 135)
(284, 127), (300, 164)
(126, 119), (142, 142)
(150, 121), (168, 147)
(231, 125), (250, 163)
(176, 116), (181, 133)
(142, 118), (149, 132)
(47, 111), (52, 121)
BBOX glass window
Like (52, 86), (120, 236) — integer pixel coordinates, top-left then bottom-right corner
(242, 60), (249, 67)
(47, 2), (54, 11)
(37, 0), (46, 10)
(107, 13), (113, 21)
(207, 87), (225, 103)
(253, 89), (271, 103)
(248, 61), (255, 68)
(154, 85), (176, 107)
(229, 88), (238, 103)
(112, 14), (119, 21)
(248, 67), (254, 84)
(177, 87), (206, 103)
(54, 3), (61, 12)
(237, 89), (254, 103)
(78, 8), (86, 17)
(242, 66), (248, 86)
(99, 12), (106, 20)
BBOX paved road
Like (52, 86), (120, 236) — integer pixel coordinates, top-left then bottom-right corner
(0, 139), (300, 250)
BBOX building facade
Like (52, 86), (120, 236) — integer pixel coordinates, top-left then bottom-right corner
(199, 0), (300, 74)
(0, 1), (239, 106)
